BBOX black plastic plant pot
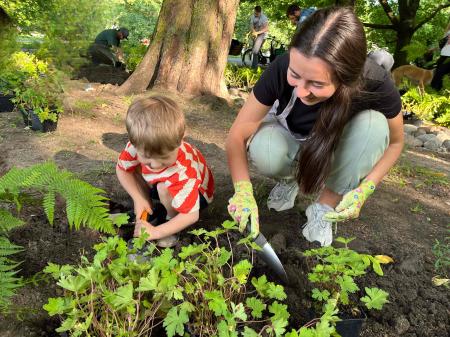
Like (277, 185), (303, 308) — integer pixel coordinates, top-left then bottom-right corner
(0, 94), (15, 112)
(335, 313), (366, 337)
(20, 108), (58, 132)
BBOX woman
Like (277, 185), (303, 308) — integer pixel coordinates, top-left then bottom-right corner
(226, 7), (403, 246)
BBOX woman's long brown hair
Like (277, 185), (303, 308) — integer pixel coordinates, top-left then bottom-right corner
(291, 7), (367, 194)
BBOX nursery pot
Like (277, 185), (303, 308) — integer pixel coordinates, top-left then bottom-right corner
(20, 108), (59, 132)
(335, 311), (367, 337)
(0, 93), (15, 112)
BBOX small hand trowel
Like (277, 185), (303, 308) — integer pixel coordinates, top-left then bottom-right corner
(251, 230), (288, 284)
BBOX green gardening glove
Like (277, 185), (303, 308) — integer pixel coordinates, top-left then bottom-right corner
(323, 179), (376, 222)
(228, 181), (260, 237)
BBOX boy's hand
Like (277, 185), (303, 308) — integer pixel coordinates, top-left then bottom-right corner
(133, 198), (153, 221)
(134, 219), (156, 239)
(228, 181), (259, 237)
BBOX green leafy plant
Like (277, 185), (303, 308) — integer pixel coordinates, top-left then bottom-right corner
(45, 221), (292, 337)
(402, 87), (450, 127)
(13, 71), (64, 123)
(225, 64), (263, 90)
(304, 237), (390, 315)
(432, 224), (450, 279)
(0, 162), (126, 312)
(0, 51), (48, 95)
(44, 234), (170, 337)
(172, 221), (290, 337)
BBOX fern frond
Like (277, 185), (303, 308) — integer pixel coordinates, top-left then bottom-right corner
(0, 162), (116, 234)
(0, 257), (22, 310)
(42, 189), (56, 225)
(0, 209), (24, 235)
(0, 237), (23, 257)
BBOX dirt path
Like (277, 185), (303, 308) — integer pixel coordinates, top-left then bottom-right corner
(0, 80), (449, 336)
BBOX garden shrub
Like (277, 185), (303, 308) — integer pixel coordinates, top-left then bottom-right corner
(45, 222), (292, 337)
(0, 162), (127, 312)
(225, 64), (263, 90)
(44, 221), (348, 336)
(402, 85), (450, 127)
(0, 51), (48, 95)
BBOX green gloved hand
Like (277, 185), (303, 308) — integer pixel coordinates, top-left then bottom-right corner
(228, 181), (260, 237)
(323, 179), (376, 222)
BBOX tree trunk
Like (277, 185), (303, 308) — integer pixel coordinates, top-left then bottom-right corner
(116, 0), (239, 97)
(393, 0), (420, 68)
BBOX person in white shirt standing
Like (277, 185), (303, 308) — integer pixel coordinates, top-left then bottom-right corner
(431, 22), (450, 91)
(249, 6), (269, 69)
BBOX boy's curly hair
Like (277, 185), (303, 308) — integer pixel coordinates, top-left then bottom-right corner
(126, 96), (185, 157)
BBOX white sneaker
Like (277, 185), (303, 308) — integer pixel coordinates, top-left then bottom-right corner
(156, 235), (178, 248)
(302, 203), (334, 247)
(267, 179), (299, 211)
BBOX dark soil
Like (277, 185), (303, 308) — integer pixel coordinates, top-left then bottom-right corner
(73, 63), (130, 85)
(0, 74), (449, 336)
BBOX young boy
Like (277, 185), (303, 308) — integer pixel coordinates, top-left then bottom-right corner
(116, 96), (214, 247)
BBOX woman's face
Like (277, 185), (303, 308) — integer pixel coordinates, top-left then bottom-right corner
(287, 49), (338, 105)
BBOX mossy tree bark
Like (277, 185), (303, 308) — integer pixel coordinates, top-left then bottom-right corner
(116, 0), (239, 97)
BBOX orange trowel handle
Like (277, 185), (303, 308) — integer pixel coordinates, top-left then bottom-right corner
(140, 210), (150, 221)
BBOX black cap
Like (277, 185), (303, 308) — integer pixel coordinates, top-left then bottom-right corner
(119, 27), (129, 39)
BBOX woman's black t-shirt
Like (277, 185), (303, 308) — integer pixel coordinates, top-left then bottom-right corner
(252, 53), (402, 136)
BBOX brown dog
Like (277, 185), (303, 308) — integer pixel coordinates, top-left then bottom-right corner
(392, 65), (433, 94)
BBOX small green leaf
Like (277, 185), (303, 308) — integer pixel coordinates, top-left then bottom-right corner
(55, 317), (76, 332)
(205, 290), (228, 316)
(221, 220), (237, 230)
(243, 327), (259, 337)
(163, 305), (190, 337)
(217, 247), (232, 267)
(361, 287), (389, 310)
(311, 288), (330, 302)
(246, 297), (266, 319)
(43, 297), (71, 316)
(371, 258), (384, 276)
(252, 275), (269, 297)
(231, 302), (247, 321)
(267, 283), (287, 300)
(57, 275), (89, 293)
(178, 243), (208, 259)
(233, 259), (252, 284)
(103, 282), (134, 310)
(136, 269), (158, 292)
(268, 301), (290, 321)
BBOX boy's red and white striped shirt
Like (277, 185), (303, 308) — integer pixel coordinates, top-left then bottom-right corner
(117, 141), (214, 214)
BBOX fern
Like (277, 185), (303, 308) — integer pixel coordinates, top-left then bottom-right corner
(0, 162), (116, 233)
(0, 162), (121, 312)
(0, 209), (24, 234)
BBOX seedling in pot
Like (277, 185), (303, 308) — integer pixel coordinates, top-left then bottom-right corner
(304, 237), (391, 315)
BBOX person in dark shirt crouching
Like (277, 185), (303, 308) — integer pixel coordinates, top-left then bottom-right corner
(226, 7), (403, 247)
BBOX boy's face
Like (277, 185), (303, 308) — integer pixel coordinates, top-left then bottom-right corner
(137, 147), (179, 170)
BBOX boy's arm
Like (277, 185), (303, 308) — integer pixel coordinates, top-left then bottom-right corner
(116, 166), (153, 216)
(134, 211), (199, 240)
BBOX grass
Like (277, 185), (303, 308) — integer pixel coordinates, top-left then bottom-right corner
(410, 203), (423, 214)
(70, 98), (109, 118)
(386, 161), (449, 188)
(432, 224), (450, 278)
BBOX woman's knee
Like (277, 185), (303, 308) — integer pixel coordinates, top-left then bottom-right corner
(326, 110), (389, 193)
(248, 123), (299, 178)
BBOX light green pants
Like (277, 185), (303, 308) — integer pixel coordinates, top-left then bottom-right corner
(248, 110), (390, 194)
